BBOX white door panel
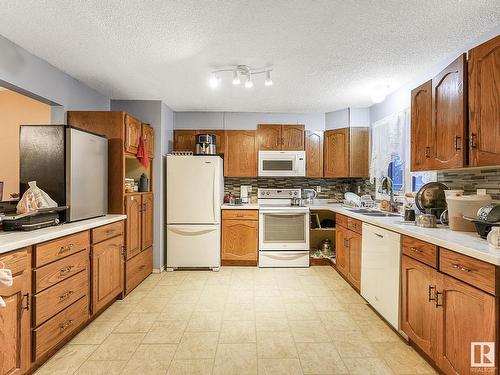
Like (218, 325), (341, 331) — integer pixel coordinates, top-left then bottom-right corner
(167, 224), (220, 268)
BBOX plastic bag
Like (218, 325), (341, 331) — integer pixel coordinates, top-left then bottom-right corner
(16, 181), (58, 214)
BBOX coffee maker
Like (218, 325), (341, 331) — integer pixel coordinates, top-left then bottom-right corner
(195, 134), (217, 155)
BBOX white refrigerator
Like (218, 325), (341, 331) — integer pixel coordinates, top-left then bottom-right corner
(166, 155), (224, 271)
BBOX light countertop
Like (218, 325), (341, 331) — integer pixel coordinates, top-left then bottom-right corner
(0, 214), (127, 255)
(222, 200), (499, 266)
(221, 203), (259, 210)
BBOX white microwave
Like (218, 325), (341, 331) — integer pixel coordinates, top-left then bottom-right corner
(258, 151), (306, 177)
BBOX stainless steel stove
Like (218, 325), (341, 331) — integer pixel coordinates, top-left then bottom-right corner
(257, 189), (310, 268)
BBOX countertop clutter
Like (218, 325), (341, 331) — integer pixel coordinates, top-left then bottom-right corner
(0, 215), (126, 254)
(222, 200), (500, 265)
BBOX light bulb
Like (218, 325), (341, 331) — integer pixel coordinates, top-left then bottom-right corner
(209, 74), (220, 89)
(244, 74), (253, 88)
(232, 70), (240, 85)
(370, 84), (388, 103)
(264, 71), (273, 86)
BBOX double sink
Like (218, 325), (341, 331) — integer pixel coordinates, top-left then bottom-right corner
(344, 208), (401, 217)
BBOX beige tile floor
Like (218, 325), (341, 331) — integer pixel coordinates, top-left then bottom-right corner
(35, 266), (437, 375)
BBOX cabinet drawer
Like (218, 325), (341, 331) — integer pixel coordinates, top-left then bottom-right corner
(439, 248), (497, 295)
(34, 250), (89, 293)
(126, 247), (152, 294)
(33, 296), (89, 361)
(402, 236), (438, 268)
(0, 247), (29, 276)
(34, 270), (88, 326)
(92, 221), (124, 244)
(35, 231), (90, 267)
(336, 214), (348, 228)
(222, 210), (258, 220)
(347, 217), (362, 234)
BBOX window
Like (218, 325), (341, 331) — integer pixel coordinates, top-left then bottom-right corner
(388, 154), (404, 192)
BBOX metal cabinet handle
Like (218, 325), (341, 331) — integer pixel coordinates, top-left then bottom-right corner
(59, 319), (75, 332)
(59, 290), (74, 301)
(452, 263), (472, 272)
(59, 265), (74, 275)
(470, 133), (477, 149)
(425, 146), (431, 159)
(435, 290), (443, 307)
(410, 247), (422, 253)
(428, 285), (435, 302)
(454, 136), (462, 151)
(58, 244), (74, 254)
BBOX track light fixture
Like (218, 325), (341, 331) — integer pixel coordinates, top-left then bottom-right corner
(209, 65), (273, 89)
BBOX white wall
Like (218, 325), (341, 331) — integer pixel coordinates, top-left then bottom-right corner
(110, 100), (173, 271)
(325, 108), (370, 129)
(174, 111), (325, 131)
(0, 35), (109, 121)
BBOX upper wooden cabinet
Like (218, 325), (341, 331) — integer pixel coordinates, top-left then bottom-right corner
(468, 35), (500, 167)
(125, 114), (142, 154)
(431, 54), (467, 170)
(173, 130), (197, 153)
(305, 131), (323, 177)
(224, 130), (257, 177)
(257, 124), (305, 151)
(411, 80), (432, 171)
(324, 127), (368, 178)
(142, 124), (154, 158)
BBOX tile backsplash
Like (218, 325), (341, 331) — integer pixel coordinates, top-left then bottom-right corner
(224, 177), (375, 201)
(437, 167), (500, 202)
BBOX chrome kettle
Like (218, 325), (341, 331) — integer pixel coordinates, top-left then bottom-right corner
(319, 239), (334, 253)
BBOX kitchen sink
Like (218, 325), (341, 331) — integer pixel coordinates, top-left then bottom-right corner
(362, 212), (401, 217)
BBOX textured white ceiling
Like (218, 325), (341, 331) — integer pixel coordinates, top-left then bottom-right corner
(0, 1), (498, 112)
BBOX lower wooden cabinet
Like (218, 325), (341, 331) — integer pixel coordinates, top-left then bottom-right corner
(335, 223), (361, 290)
(221, 210), (258, 265)
(126, 247), (153, 294)
(0, 248), (31, 375)
(92, 235), (124, 314)
(141, 193), (154, 251)
(401, 253), (498, 375)
(125, 194), (142, 260)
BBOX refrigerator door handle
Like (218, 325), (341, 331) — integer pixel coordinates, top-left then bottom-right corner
(168, 227), (216, 236)
(212, 166), (216, 223)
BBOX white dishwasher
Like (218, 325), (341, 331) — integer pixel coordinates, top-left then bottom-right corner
(361, 223), (401, 330)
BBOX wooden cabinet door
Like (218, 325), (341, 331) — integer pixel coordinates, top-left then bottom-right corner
(347, 231), (361, 290)
(305, 131), (323, 177)
(125, 115), (142, 154)
(435, 274), (497, 375)
(224, 131), (257, 177)
(335, 225), (349, 277)
(324, 128), (349, 177)
(431, 54), (467, 170)
(125, 194), (141, 259)
(142, 124), (154, 158)
(282, 125), (305, 150)
(257, 125), (282, 150)
(222, 219), (258, 263)
(401, 255), (438, 358)
(141, 193), (154, 251)
(173, 130), (197, 152)
(468, 35), (500, 167)
(411, 80), (432, 171)
(0, 264), (30, 375)
(92, 236), (124, 313)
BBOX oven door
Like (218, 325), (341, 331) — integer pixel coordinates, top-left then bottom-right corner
(258, 151), (305, 177)
(259, 208), (310, 251)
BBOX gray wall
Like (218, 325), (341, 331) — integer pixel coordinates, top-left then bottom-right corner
(370, 25), (500, 123)
(110, 100), (173, 271)
(0, 35), (109, 121)
(174, 111), (325, 131)
(325, 108), (370, 130)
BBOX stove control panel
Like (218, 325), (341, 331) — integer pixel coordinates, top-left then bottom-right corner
(257, 188), (301, 199)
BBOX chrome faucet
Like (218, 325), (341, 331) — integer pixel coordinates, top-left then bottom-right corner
(380, 176), (395, 212)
